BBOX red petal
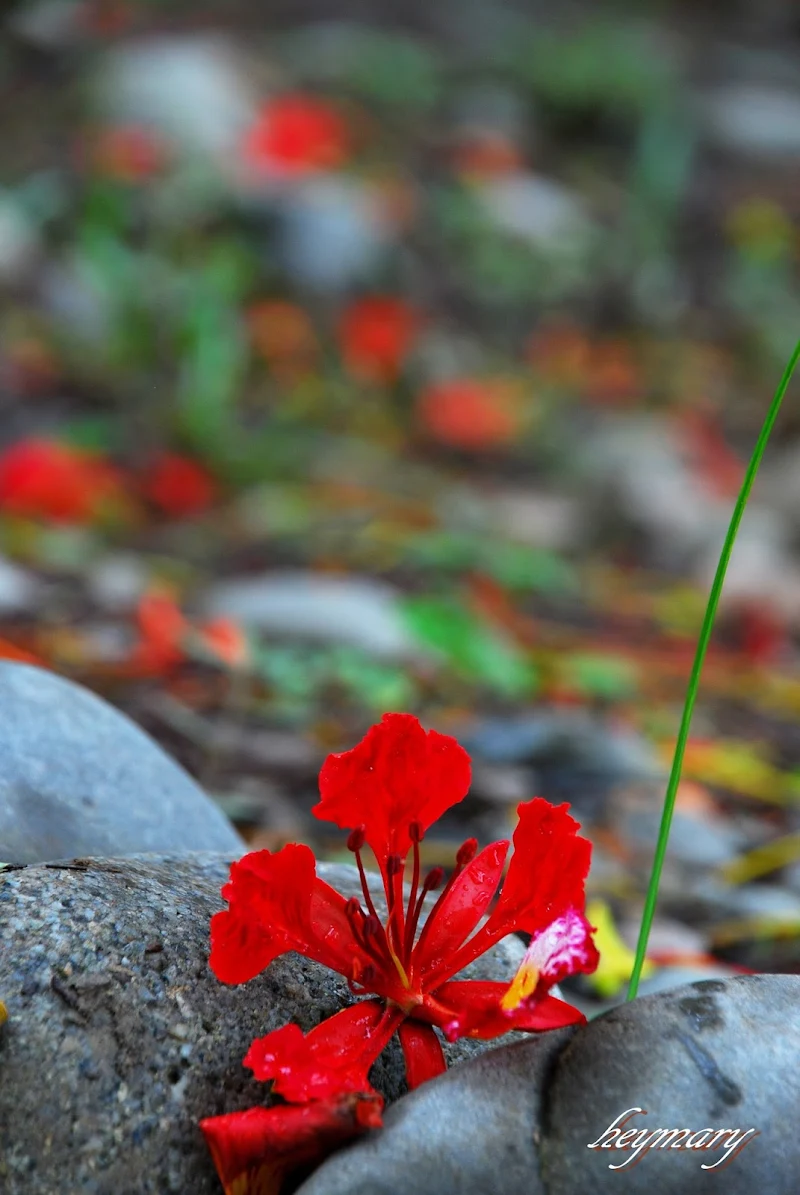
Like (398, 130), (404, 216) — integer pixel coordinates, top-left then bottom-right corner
(445, 798), (592, 973)
(244, 95), (350, 177)
(210, 845), (369, 984)
(416, 379), (520, 450)
(0, 438), (122, 523)
(244, 1001), (400, 1102)
(398, 1021), (446, 1089)
(201, 1092), (383, 1195)
(196, 617), (249, 668)
(340, 297), (419, 384)
(431, 981), (586, 1040)
(143, 452), (217, 518)
(510, 907), (599, 993)
(127, 591), (187, 675)
(414, 840), (509, 982)
(314, 713), (471, 864)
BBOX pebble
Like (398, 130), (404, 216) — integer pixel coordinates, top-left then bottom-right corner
(96, 36), (257, 158)
(701, 84), (800, 158)
(203, 570), (421, 658)
(0, 662), (242, 864)
(277, 178), (394, 293)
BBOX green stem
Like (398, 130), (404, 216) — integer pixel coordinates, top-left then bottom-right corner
(627, 337), (800, 1001)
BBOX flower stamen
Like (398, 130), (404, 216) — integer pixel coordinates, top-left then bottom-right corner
(405, 865), (444, 957)
(403, 823), (424, 959)
(413, 838), (479, 960)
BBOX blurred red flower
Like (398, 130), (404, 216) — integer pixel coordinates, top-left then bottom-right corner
(127, 591), (247, 676)
(0, 438), (123, 524)
(340, 297), (419, 384)
(417, 379), (521, 450)
(248, 300), (319, 382)
(91, 125), (168, 182)
(243, 95), (350, 177)
(143, 453), (217, 519)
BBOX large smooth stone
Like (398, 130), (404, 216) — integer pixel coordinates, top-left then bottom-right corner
(0, 663), (242, 863)
(0, 854), (527, 1195)
(540, 974), (799, 1193)
(297, 975), (800, 1195)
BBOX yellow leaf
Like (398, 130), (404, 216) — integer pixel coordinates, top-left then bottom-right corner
(586, 900), (655, 999)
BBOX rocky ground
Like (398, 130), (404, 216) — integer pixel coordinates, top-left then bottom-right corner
(2, 0), (800, 1190)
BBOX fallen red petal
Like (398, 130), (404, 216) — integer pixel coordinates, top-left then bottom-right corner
(201, 1091), (383, 1195)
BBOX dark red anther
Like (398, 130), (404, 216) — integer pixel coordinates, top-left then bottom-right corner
(456, 837), (478, 867)
(386, 854), (404, 878)
(345, 896), (364, 921)
(347, 825), (366, 853)
(360, 963), (376, 986)
(362, 914), (381, 940)
(409, 820), (424, 844)
(423, 866), (445, 892)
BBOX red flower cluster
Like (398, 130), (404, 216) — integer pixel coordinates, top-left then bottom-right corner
(339, 297), (419, 384)
(0, 438), (123, 524)
(201, 713), (597, 1194)
(142, 452), (218, 518)
(127, 590), (247, 676)
(243, 95), (350, 178)
(0, 440), (218, 525)
(417, 378), (522, 450)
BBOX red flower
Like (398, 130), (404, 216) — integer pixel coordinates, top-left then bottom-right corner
(0, 438), (123, 524)
(90, 124), (168, 182)
(202, 714), (597, 1193)
(339, 297), (419, 384)
(126, 591), (248, 676)
(142, 453), (218, 519)
(243, 95), (350, 178)
(417, 379), (521, 450)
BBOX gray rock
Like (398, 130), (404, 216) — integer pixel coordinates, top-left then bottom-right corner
(0, 556), (40, 612)
(96, 36), (257, 158)
(87, 554), (149, 612)
(0, 193), (39, 284)
(702, 85), (800, 158)
(277, 178), (393, 293)
(477, 173), (593, 250)
(297, 1030), (575, 1195)
(461, 710), (662, 815)
(622, 808), (743, 868)
(541, 975), (800, 1192)
(0, 854), (526, 1195)
(203, 570), (420, 658)
(297, 975), (800, 1195)
(0, 663), (242, 863)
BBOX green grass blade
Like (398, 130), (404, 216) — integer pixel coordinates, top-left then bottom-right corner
(627, 337), (800, 1000)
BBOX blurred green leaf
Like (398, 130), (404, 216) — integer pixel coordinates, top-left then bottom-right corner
(402, 595), (538, 697)
(508, 22), (676, 117)
(485, 543), (577, 594)
(328, 646), (416, 710)
(405, 531), (576, 595)
(347, 34), (442, 111)
(563, 652), (639, 699)
(175, 294), (247, 453)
